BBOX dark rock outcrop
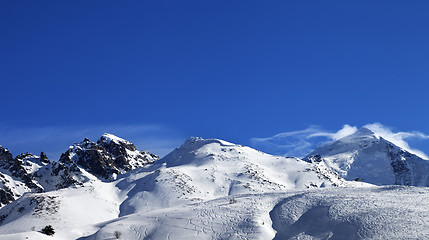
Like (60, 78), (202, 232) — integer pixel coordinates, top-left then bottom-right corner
(59, 133), (159, 180)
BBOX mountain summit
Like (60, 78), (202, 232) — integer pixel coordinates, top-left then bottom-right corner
(59, 133), (159, 180)
(305, 127), (429, 186)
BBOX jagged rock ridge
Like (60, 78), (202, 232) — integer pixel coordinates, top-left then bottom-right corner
(59, 133), (159, 180)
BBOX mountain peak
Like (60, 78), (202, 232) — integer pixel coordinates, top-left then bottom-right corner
(99, 133), (130, 145)
(184, 136), (204, 144)
(183, 137), (235, 147)
(305, 126), (429, 186)
(59, 134), (158, 181)
(333, 127), (378, 146)
(353, 127), (375, 136)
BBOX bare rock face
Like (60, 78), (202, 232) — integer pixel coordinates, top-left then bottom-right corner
(59, 138), (116, 180)
(59, 134), (159, 181)
(97, 133), (158, 171)
(0, 147), (43, 206)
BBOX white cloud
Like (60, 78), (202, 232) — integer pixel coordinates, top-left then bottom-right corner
(250, 123), (429, 159)
(309, 124), (358, 140)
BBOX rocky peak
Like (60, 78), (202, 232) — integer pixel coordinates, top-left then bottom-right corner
(97, 133), (158, 171)
(59, 138), (116, 180)
(40, 152), (49, 164)
(98, 133), (135, 150)
(0, 147), (14, 164)
(0, 148), (45, 207)
(59, 134), (158, 180)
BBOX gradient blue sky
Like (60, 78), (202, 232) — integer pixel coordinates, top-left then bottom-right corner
(2, 1), (429, 159)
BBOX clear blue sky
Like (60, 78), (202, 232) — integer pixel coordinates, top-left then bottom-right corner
(2, 1), (429, 158)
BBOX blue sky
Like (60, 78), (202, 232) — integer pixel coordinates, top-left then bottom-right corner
(2, 1), (429, 159)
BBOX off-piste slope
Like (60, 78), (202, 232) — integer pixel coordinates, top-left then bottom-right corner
(2, 185), (429, 240)
(0, 180), (123, 240)
(305, 127), (429, 186)
(82, 186), (429, 240)
(270, 186), (429, 239)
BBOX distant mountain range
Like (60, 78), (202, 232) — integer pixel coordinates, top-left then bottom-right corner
(0, 129), (429, 239)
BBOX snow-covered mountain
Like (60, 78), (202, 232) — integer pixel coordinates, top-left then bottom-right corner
(3, 132), (429, 239)
(117, 137), (360, 216)
(0, 134), (158, 208)
(0, 136), (369, 239)
(305, 127), (429, 186)
(0, 148), (46, 207)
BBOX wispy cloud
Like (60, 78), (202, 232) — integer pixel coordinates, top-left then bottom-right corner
(250, 125), (356, 157)
(0, 124), (185, 160)
(250, 123), (429, 159)
(364, 123), (429, 159)
(308, 124), (358, 140)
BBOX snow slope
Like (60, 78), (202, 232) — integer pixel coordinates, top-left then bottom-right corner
(4, 185), (426, 240)
(270, 186), (429, 239)
(0, 180), (123, 240)
(305, 127), (429, 186)
(85, 186), (429, 240)
(117, 137), (357, 216)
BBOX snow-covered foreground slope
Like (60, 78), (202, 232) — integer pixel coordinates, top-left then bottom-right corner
(0, 180), (123, 239)
(305, 127), (429, 186)
(85, 186), (429, 240)
(270, 186), (429, 239)
(3, 184), (429, 239)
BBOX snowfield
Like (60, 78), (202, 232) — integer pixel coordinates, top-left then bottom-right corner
(1, 185), (429, 240)
(0, 133), (428, 239)
(87, 186), (429, 240)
